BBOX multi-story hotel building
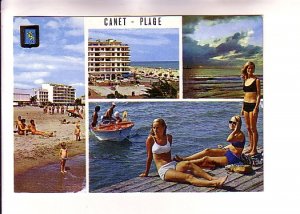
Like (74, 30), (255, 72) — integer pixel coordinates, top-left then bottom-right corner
(88, 39), (131, 81)
(35, 83), (76, 105)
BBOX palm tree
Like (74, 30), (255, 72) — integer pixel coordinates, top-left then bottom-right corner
(144, 80), (178, 98)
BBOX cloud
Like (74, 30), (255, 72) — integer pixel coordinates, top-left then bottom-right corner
(89, 29), (178, 46)
(70, 82), (85, 87)
(46, 20), (60, 29)
(14, 82), (36, 89)
(34, 79), (45, 84)
(183, 31), (263, 67)
(14, 71), (50, 82)
(63, 42), (84, 53)
(13, 17), (35, 31)
(14, 53), (84, 71)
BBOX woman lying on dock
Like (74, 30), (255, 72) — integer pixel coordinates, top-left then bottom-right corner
(28, 119), (54, 137)
(174, 115), (245, 168)
(139, 118), (227, 188)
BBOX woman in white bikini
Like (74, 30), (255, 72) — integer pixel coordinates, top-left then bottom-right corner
(139, 118), (227, 188)
(241, 61), (261, 156)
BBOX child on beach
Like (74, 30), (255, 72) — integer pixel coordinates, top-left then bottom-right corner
(59, 142), (68, 173)
(74, 122), (81, 141)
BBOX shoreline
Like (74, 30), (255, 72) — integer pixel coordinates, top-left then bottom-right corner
(14, 106), (86, 176)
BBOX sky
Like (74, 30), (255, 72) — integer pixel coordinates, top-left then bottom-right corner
(13, 17), (85, 97)
(183, 16), (263, 68)
(88, 29), (179, 62)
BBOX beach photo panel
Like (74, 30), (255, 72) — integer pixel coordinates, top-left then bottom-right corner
(13, 17), (86, 193)
(85, 16), (182, 99)
(88, 101), (263, 192)
(183, 15), (263, 99)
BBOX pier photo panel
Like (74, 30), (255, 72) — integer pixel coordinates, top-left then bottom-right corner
(85, 16), (181, 99)
(13, 17), (86, 193)
(88, 101), (263, 193)
(183, 15), (263, 99)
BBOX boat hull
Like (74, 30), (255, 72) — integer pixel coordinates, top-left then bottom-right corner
(91, 122), (134, 142)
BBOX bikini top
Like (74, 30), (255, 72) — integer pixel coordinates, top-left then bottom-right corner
(231, 139), (245, 148)
(152, 136), (171, 154)
(243, 78), (257, 92)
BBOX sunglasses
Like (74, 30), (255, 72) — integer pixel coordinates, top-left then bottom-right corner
(229, 121), (237, 125)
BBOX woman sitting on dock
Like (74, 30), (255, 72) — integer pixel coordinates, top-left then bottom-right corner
(174, 115), (245, 168)
(139, 118), (227, 188)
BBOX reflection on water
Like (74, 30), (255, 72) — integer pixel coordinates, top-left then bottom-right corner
(15, 155), (86, 193)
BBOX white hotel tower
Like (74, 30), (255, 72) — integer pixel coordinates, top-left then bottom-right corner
(88, 39), (131, 81)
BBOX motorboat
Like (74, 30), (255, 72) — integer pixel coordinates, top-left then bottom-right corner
(91, 121), (134, 142)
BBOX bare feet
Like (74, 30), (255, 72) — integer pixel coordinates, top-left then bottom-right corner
(61, 170), (64, 174)
(173, 155), (184, 162)
(243, 147), (252, 154)
(215, 175), (228, 188)
(249, 151), (258, 156)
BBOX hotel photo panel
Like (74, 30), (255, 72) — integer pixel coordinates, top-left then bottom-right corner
(13, 15), (263, 193)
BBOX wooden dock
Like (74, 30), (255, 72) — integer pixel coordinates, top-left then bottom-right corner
(93, 148), (263, 193)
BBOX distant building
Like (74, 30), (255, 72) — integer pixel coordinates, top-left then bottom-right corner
(88, 39), (131, 81)
(14, 88), (33, 105)
(35, 88), (48, 105)
(35, 83), (76, 105)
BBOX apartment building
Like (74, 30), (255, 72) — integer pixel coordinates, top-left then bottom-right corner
(88, 39), (131, 81)
(35, 83), (76, 105)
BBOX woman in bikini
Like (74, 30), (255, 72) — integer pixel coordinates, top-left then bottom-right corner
(28, 119), (54, 137)
(241, 61), (261, 156)
(174, 115), (245, 168)
(139, 118), (227, 188)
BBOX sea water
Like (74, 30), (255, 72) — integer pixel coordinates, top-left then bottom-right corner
(131, 61), (179, 70)
(89, 101), (263, 191)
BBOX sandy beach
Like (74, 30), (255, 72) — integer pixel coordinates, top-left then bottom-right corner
(14, 106), (86, 176)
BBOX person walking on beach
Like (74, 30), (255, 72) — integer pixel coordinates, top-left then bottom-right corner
(139, 118), (227, 188)
(174, 115), (245, 168)
(241, 61), (261, 156)
(59, 142), (68, 173)
(74, 122), (81, 141)
(91, 105), (100, 127)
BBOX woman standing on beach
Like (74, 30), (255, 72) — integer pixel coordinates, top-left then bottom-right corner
(241, 61), (261, 156)
(139, 118), (227, 188)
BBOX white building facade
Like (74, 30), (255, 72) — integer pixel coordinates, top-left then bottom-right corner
(35, 83), (76, 105)
(88, 39), (131, 81)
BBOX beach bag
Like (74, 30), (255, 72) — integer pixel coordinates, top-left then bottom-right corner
(240, 153), (254, 166)
(225, 164), (253, 174)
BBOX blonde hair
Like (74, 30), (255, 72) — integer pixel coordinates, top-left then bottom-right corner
(150, 118), (167, 136)
(241, 61), (255, 80)
(232, 115), (242, 130)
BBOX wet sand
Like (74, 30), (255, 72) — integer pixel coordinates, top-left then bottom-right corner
(15, 154), (86, 193)
(14, 106), (86, 192)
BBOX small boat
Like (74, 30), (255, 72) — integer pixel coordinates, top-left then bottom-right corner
(91, 121), (134, 142)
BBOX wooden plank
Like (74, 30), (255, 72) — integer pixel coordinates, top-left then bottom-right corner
(92, 147), (264, 193)
(235, 174), (264, 192)
(215, 171), (263, 192)
(142, 181), (179, 192)
(123, 178), (166, 192)
(249, 182), (264, 192)
(93, 174), (158, 193)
